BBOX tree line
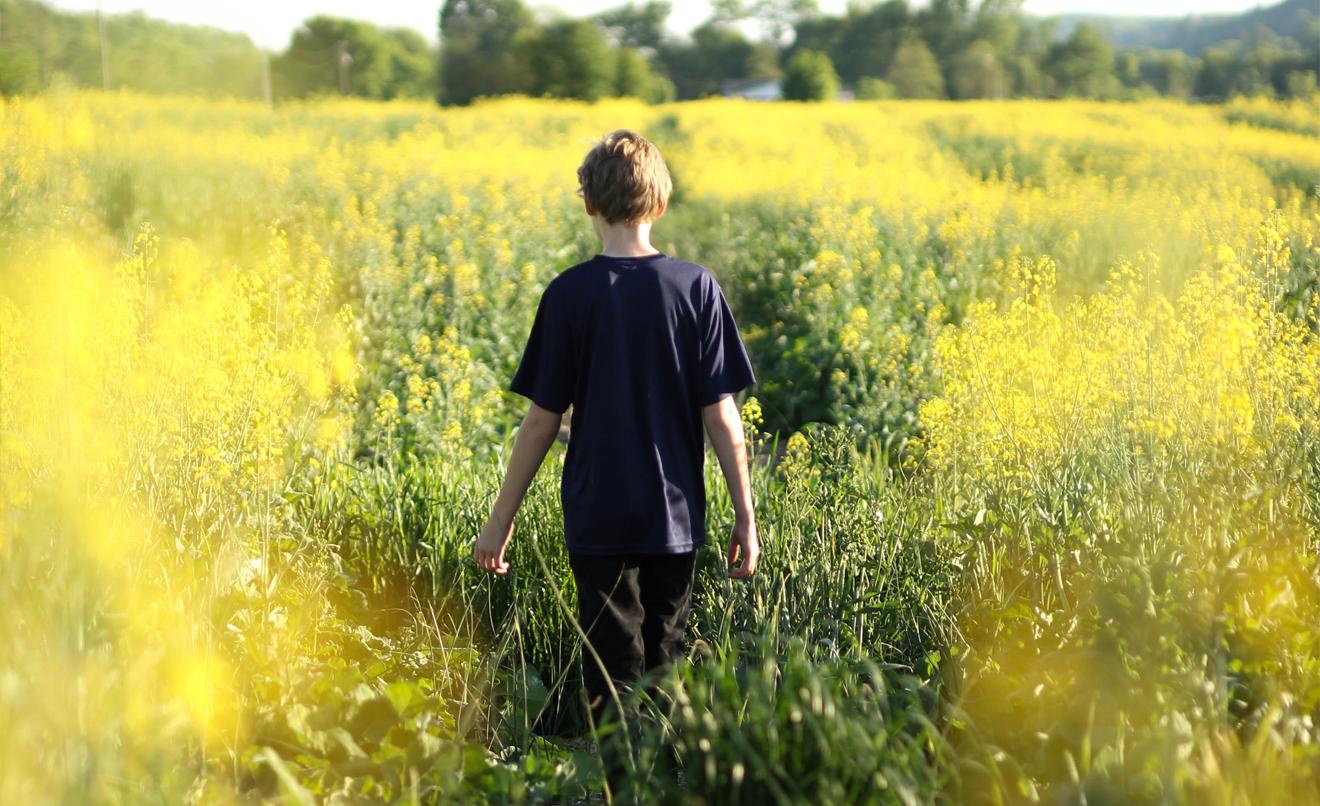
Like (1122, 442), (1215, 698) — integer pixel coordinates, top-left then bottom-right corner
(0, 0), (1315, 104)
(0, 0), (434, 100)
(439, 0), (1319, 103)
(0, 0), (266, 97)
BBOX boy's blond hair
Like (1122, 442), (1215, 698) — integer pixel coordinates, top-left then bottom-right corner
(576, 130), (672, 225)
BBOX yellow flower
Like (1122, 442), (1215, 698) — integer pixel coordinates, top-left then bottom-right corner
(330, 345), (358, 387)
(741, 396), (763, 430)
(442, 420), (463, 442)
(374, 390), (400, 428)
(314, 416), (343, 449)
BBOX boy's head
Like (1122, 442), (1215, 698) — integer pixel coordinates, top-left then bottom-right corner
(576, 130), (671, 226)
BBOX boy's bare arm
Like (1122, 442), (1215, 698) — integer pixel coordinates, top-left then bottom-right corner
(702, 395), (760, 578)
(473, 402), (562, 575)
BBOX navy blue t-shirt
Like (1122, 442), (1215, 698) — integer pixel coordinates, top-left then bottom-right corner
(509, 252), (756, 555)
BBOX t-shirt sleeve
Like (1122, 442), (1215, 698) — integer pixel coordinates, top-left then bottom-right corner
(509, 284), (575, 413)
(696, 274), (756, 407)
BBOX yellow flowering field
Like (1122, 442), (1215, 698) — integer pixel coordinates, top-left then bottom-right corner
(1, 90), (1318, 802)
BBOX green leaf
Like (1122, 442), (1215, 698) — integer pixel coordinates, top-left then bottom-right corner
(385, 679), (420, 715)
(255, 747), (317, 806)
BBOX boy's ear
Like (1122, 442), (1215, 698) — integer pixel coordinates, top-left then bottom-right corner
(583, 195), (595, 216)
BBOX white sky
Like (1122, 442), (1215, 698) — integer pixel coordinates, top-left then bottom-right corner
(45, 0), (1274, 50)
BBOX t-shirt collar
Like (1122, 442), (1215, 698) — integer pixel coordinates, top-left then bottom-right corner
(595, 251), (665, 261)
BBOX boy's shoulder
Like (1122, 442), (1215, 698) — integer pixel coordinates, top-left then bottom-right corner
(547, 254), (715, 295)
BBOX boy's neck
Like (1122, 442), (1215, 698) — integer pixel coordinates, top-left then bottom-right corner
(596, 219), (660, 258)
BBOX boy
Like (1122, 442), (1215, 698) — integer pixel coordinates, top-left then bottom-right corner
(472, 129), (760, 799)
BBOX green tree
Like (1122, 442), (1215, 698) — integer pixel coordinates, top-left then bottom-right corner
(831, 1), (909, 85)
(614, 47), (675, 103)
(525, 18), (615, 101)
(950, 39), (1005, 98)
(1190, 42), (1287, 100)
(915, 0), (970, 64)
(855, 76), (896, 99)
(1140, 50), (1194, 98)
(746, 41), (782, 80)
(885, 34), (945, 98)
(1116, 51), (1143, 89)
(0, 46), (40, 95)
(781, 48), (838, 101)
(105, 11), (264, 96)
(594, 1), (671, 52)
(439, 0), (535, 104)
(967, 0), (1021, 56)
(1241, 36), (1285, 98)
(791, 14), (847, 64)
(658, 21), (755, 98)
(273, 17), (394, 99)
(0, 0), (265, 97)
(1005, 16), (1053, 96)
(1194, 47), (1237, 100)
(1044, 22), (1115, 98)
(1284, 70), (1316, 99)
(713, 0), (819, 44)
(382, 28), (436, 99)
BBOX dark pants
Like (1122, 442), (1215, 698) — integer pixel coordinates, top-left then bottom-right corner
(569, 550), (696, 800)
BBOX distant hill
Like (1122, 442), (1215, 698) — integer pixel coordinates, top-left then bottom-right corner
(1051, 0), (1317, 54)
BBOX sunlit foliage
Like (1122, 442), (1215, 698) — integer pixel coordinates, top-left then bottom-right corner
(1, 90), (1318, 802)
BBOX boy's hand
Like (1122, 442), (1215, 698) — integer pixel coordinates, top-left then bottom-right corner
(473, 402), (561, 578)
(474, 518), (513, 575)
(727, 519), (760, 579)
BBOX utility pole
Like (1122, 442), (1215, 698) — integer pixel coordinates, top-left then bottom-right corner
(97, 0), (110, 90)
(336, 39), (351, 96)
(260, 50), (272, 107)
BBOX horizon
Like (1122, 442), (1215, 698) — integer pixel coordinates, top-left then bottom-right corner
(42, 0), (1277, 51)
